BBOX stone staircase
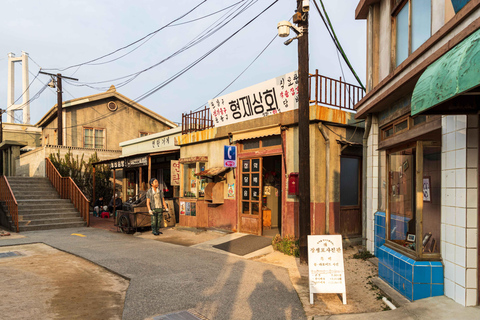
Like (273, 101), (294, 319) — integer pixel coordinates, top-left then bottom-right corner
(6, 177), (86, 231)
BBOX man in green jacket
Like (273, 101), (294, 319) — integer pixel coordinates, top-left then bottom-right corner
(146, 178), (168, 235)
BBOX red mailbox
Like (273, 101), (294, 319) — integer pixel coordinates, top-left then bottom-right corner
(288, 172), (299, 195)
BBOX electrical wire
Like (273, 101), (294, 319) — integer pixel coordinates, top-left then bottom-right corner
(133, 0), (279, 103)
(314, 0), (365, 91)
(42, 1), (209, 72)
(66, 0), (257, 90)
(192, 31), (279, 112)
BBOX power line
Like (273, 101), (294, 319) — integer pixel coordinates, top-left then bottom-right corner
(42, 1), (209, 72)
(66, 0), (257, 90)
(133, 0), (279, 103)
(314, 0), (365, 91)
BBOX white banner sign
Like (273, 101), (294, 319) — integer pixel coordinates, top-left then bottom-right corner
(308, 235), (347, 305)
(208, 71), (299, 127)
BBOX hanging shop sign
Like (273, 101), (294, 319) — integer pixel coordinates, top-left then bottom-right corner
(208, 71), (299, 127)
(224, 145), (237, 168)
(308, 235), (347, 305)
(171, 160), (180, 186)
(110, 159), (126, 169)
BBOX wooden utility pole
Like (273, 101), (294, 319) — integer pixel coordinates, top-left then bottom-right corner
(297, 0), (310, 264)
(39, 71), (78, 146)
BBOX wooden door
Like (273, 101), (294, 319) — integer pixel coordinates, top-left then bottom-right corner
(239, 158), (263, 235)
(339, 156), (362, 236)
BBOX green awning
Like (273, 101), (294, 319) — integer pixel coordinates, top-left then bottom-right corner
(411, 28), (480, 116)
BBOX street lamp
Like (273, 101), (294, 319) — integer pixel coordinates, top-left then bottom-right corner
(278, 1), (310, 264)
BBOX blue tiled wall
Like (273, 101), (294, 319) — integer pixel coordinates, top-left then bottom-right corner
(374, 211), (444, 301)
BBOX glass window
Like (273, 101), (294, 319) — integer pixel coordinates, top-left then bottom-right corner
(395, 0), (432, 66)
(411, 0), (431, 52)
(388, 147), (416, 246)
(340, 157), (360, 206)
(94, 129), (104, 149)
(396, 4), (409, 66)
(422, 145), (440, 253)
(243, 140), (260, 150)
(262, 135), (282, 147)
(84, 128), (104, 148)
(183, 163), (197, 197)
(413, 115), (427, 126)
(384, 127), (394, 138)
(394, 120), (408, 133)
(84, 128), (94, 148)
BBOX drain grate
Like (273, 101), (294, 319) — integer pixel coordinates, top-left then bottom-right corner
(0, 251), (23, 259)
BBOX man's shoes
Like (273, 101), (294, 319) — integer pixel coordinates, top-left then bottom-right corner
(158, 231), (163, 235)
(152, 232), (158, 235)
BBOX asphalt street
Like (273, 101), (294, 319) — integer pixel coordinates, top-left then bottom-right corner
(0, 227), (306, 320)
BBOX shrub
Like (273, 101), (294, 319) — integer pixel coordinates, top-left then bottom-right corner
(272, 234), (299, 257)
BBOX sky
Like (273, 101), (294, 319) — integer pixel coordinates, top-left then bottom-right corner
(0, 0), (366, 126)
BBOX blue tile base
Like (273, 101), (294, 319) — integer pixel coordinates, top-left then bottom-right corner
(377, 245), (444, 301)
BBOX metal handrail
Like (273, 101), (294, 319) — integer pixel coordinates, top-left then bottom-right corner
(45, 158), (90, 226)
(0, 176), (19, 232)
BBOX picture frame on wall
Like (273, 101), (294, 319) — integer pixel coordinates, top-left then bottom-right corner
(406, 233), (415, 243)
(423, 176), (431, 202)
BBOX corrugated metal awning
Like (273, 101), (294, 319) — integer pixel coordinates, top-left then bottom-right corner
(195, 167), (230, 177)
(231, 125), (281, 142)
(411, 28), (480, 116)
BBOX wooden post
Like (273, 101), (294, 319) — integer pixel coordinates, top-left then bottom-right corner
(297, 0), (311, 264)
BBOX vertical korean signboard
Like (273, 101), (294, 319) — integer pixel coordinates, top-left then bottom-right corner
(171, 160), (180, 186)
(308, 235), (347, 305)
(208, 71), (299, 127)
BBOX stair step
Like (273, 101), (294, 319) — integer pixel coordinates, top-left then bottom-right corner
(18, 217), (84, 226)
(15, 195), (61, 200)
(19, 212), (80, 220)
(18, 207), (78, 214)
(19, 221), (86, 232)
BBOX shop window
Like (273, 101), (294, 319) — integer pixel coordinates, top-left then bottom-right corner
(243, 140), (260, 150)
(183, 162), (206, 198)
(262, 135), (282, 147)
(386, 141), (440, 258)
(381, 115), (434, 141)
(84, 127), (105, 149)
(393, 0), (432, 66)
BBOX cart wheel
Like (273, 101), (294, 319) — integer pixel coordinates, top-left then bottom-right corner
(119, 215), (131, 234)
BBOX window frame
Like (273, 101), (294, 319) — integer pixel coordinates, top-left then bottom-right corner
(239, 135), (282, 152)
(83, 127), (106, 149)
(385, 140), (441, 260)
(391, 0), (432, 68)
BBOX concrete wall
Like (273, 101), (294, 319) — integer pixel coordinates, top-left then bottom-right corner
(16, 145), (121, 177)
(441, 115), (478, 306)
(366, 115), (380, 253)
(42, 97), (171, 150)
(2, 123), (41, 148)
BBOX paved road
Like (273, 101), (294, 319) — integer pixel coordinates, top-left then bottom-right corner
(0, 227), (306, 320)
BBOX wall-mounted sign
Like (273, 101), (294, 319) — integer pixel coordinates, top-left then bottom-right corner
(423, 176), (431, 202)
(110, 159), (126, 169)
(308, 235), (347, 305)
(171, 160), (180, 186)
(224, 145), (237, 168)
(208, 71), (299, 127)
(126, 156), (148, 168)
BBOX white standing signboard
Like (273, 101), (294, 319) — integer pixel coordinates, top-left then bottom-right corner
(308, 235), (347, 305)
(208, 71), (299, 127)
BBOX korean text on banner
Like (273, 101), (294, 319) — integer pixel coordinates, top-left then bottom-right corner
(308, 235), (347, 305)
(208, 71), (299, 127)
(171, 160), (180, 186)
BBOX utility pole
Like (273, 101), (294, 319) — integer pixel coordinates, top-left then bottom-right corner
(296, 0), (310, 264)
(0, 109), (4, 143)
(39, 71), (78, 146)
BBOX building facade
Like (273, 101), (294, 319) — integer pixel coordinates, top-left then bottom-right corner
(355, 0), (479, 306)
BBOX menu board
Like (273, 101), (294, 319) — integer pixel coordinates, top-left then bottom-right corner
(308, 235), (347, 305)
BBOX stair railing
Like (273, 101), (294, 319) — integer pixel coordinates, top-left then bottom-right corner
(45, 158), (90, 227)
(0, 176), (19, 232)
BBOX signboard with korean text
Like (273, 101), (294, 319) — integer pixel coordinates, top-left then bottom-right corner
(171, 160), (180, 186)
(308, 235), (347, 305)
(126, 156), (148, 168)
(224, 145), (237, 168)
(208, 71), (299, 127)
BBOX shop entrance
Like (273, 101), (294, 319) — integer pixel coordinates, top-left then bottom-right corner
(262, 155), (282, 237)
(339, 156), (362, 237)
(238, 155), (282, 236)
